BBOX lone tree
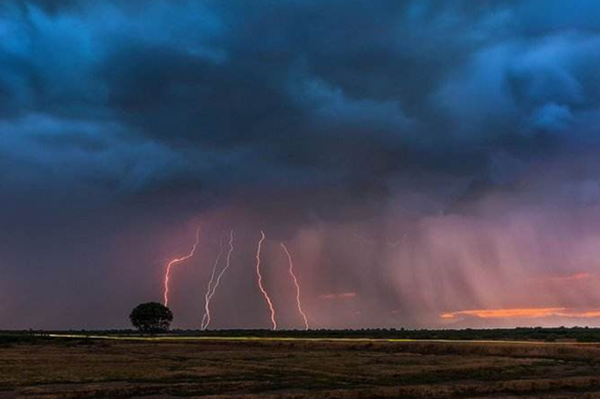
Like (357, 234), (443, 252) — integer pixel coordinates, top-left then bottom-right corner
(129, 302), (173, 333)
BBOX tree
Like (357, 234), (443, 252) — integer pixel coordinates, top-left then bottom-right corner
(129, 302), (173, 333)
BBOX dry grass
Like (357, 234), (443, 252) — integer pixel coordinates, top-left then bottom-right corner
(2, 337), (600, 398)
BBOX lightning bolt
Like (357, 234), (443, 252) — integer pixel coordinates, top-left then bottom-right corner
(201, 237), (225, 330)
(202, 230), (235, 330)
(256, 230), (277, 330)
(280, 243), (309, 330)
(163, 226), (201, 308)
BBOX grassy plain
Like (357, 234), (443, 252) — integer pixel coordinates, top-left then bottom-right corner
(2, 335), (600, 398)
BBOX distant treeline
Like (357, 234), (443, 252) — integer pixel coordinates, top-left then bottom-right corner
(3, 327), (600, 343)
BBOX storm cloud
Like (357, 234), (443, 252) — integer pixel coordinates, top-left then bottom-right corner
(2, 0), (600, 329)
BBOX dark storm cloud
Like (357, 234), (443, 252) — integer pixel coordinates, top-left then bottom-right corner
(2, 0), (600, 213)
(3, 0), (600, 329)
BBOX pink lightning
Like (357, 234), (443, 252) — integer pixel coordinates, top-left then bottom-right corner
(280, 243), (310, 330)
(201, 237), (224, 329)
(202, 230), (235, 330)
(256, 230), (277, 330)
(163, 226), (201, 308)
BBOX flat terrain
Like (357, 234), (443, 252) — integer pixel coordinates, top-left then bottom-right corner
(3, 336), (600, 398)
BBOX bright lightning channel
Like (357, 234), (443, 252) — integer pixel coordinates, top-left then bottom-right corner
(163, 226), (201, 308)
(201, 237), (224, 329)
(280, 243), (310, 330)
(202, 230), (235, 330)
(256, 230), (277, 330)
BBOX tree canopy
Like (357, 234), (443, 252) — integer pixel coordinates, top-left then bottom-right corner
(129, 302), (173, 333)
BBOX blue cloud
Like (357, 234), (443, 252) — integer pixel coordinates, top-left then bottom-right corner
(1, 0), (600, 211)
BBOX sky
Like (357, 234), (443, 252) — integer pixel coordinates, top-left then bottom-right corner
(2, 0), (600, 330)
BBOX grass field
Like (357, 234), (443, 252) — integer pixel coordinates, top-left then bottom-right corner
(3, 335), (600, 398)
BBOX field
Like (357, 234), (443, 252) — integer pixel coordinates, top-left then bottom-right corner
(3, 335), (600, 398)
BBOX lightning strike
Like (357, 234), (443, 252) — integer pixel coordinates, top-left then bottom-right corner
(202, 230), (235, 330)
(280, 243), (310, 330)
(163, 226), (201, 307)
(256, 230), (277, 330)
(201, 237), (225, 330)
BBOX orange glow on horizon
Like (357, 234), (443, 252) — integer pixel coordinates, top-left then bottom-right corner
(281, 242), (310, 330)
(163, 226), (201, 308)
(256, 230), (277, 330)
(441, 307), (600, 320)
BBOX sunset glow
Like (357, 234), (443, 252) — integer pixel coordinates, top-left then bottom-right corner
(441, 308), (600, 320)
